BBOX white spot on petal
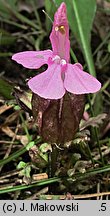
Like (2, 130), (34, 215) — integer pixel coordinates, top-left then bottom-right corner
(36, 55), (44, 59)
(60, 59), (66, 65)
(52, 55), (61, 63)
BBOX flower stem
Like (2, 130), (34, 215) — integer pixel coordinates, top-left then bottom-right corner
(50, 145), (58, 177)
(86, 142), (94, 165)
(48, 145), (59, 193)
(20, 113), (31, 142)
(87, 94), (104, 166)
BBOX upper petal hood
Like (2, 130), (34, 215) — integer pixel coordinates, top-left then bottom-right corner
(50, 2), (70, 63)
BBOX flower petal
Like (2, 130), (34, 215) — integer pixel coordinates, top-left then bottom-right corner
(28, 63), (65, 99)
(50, 2), (70, 62)
(64, 63), (101, 94)
(12, 50), (53, 69)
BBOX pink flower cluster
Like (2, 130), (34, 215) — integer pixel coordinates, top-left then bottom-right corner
(12, 2), (101, 99)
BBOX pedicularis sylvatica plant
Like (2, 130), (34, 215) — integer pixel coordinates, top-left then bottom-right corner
(12, 3), (101, 144)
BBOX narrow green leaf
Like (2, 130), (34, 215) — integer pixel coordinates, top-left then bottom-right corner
(0, 0), (18, 18)
(69, 0), (97, 77)
(45, 0), (55, 32)
(0, 0), (38, 29)
(0, 29), (16, 46)
(0, 78), (14, 99)
(0, 177), (60, 194)
(0, 138), (41, 167)
(1, 164), (110, 194)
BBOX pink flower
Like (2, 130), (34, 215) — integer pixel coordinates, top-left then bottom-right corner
(12, 2), (101, 100)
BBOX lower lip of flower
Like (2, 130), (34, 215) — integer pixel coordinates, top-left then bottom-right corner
(52, 55), (67, 80)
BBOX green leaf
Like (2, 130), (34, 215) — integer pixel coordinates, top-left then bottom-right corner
(24, 165), (31, 178)
(0, 78), (14, 99)
(17, 161), (26, 169)
(0, 29), (16, 46)
(26, 141), (35, 151)
(39, 143), (52, 162)
(0, 0), (18, 19)
(45, 0), (55, 32)
(0, 137), (41, 167)
(6, 0), (17, 9)
(69, 0), (96, 76)
(0, 0), (38, 29)
(17, 161), (31, 180)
